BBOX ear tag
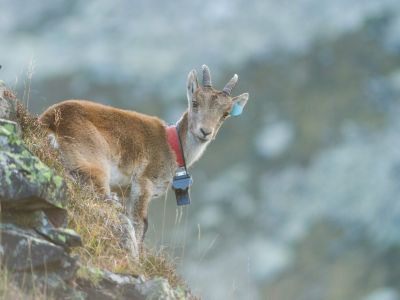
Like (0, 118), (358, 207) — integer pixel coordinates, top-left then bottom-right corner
(172, 167), (193, 205)
(230, 103), (243, 116)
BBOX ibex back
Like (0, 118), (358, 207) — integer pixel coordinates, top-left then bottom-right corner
(39, 65), (249, 256)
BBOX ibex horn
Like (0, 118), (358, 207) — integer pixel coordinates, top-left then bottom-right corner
(202, 65), (212, 87)
(223, 74), (238, 95)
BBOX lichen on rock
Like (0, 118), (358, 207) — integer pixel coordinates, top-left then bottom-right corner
(0, 118), (68, 227)
(0, 113), (82, 297)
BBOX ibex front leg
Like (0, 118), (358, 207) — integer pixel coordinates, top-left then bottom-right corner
(126, 178), (151, 256)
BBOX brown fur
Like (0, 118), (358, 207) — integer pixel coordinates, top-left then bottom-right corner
(40, 100), (174, 192)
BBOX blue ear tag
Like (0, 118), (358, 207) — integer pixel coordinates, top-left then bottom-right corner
(230, 103), (243, 116)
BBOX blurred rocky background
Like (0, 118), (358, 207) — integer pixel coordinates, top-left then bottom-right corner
(1, 0), (400, 299)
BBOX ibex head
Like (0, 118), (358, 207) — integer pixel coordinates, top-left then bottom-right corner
(186, 65), (249, 142)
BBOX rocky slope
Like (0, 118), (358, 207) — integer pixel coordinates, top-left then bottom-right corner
(0, 85), (188, 299)
(3, 4), (400, 298)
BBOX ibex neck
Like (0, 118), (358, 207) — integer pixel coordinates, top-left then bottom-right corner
(176, 111), (210, 168)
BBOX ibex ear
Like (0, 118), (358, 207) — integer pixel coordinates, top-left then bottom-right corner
(187, 69), (199, 102)
(230, 93), (249, 116)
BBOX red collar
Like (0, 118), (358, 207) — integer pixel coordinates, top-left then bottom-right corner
(166, 125), (185, 167)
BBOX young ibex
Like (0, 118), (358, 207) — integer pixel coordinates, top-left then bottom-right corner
(39, 65), (249, 255)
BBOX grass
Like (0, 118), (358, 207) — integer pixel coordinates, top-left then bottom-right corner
(7, 94), (185, 290)
(0, 265), (53, 300)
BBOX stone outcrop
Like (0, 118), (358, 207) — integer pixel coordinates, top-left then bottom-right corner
(0, 86), (187, 299)
(76, 267), (186, 300)
(0, 116), (83, 298)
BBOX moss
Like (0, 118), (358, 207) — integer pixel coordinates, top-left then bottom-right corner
(0, 126), (11, 137)
(0, 120), (16, 133)
(76, 266), (104, 287)
(174, 286), (187, 300)
(37, 227), (82, 248)
(56, 234), (66, 243)
(53, 175), (63, 189)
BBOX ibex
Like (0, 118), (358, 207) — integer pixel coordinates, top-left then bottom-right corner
(39, 65), (249, 255)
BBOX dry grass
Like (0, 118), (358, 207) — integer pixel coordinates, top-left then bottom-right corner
(12, 100), (185, 289)
(0, 265), (54, 300)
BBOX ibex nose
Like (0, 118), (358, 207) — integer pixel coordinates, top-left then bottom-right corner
(200, 128), (212, 137)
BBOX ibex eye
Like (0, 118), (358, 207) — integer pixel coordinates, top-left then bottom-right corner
(222, 112), (229, 118)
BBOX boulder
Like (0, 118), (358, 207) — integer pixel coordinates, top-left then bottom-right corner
(137, 277), (186, 300)
(1, 210), (82, 251)
(0, 113), (82, 297)
(0, 118), (68, 227)
(36, 227), (82, 250)
(0, 223), (78, 277)
(76, 266), (186, 300)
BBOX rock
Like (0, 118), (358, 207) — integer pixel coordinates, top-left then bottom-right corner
(0, 111), (83, 298)
(137, 277), (186, 300)
(76, 266), (145, 300)
(1, 209), (52, 229)
(36, 227), (82, 250)
(0, 118), (19, 137)
(1, 210), (82, 251)
(0, 223), (78, 277)
(76, 266), (186, 300)
(0, 118), (68, 227)
(0, 222), (84, 299)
